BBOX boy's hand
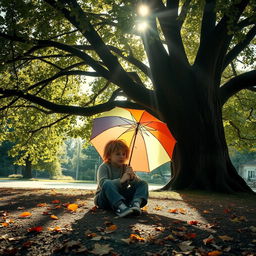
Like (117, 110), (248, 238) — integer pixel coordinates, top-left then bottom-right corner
(125, 166), (137, 181)
(120, 172), (131, 183)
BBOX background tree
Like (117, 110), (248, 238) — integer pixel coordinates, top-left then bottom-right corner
(0, 0), (255, 193)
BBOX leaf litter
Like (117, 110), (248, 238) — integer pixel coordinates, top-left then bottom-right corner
(0, 188), (255, 255)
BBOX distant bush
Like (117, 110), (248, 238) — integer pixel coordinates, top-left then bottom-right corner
(8, 174), (23, 179)
(51, 175), (74, 181)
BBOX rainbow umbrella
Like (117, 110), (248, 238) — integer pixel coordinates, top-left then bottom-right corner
(90, 107), (176, 172)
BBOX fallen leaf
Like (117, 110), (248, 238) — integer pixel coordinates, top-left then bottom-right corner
(188, 220), (198, 225)
(19, 212), (32, 218)
(164, 234), (175, 241)
(48, 226), (62, 232)
(168, 208), (178, 213)
(105, 224), (117, 233)
(37, 203), (47, 207)
(22, 241), (34, 248)
(203, 235), (215, 245)
(203, 210), (211, 214)
(121, 238), (131, 244)
(178, 241), (195, 251)
(90, 243), (113, 255)
(208, 250), (222, 256)
(155, 226), (165, 231)
(218, 235), (233, 241)
(51, 200), (60, 204)
(178, 208), (186, 214)
(1, 222), (9, 227)
(90, 206), (98, 212)
(27, 226), (43, 232)
(141, 206), (148, 211)
(50, 215), (58, 220)
(154, 206), (162, 211)
(185, 233), (197, 239)
(67, 203), (78, 212)
(224, 208), (231, 214)
(130, 234), (146, 242)
(55, 240), (87, 254)
(250, 226), (256, 232)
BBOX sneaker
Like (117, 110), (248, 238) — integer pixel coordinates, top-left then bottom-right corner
(130, 201), (141, 215)
(115, 202), (133, 217)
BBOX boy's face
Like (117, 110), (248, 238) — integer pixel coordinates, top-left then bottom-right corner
(110, 150), (127, 167)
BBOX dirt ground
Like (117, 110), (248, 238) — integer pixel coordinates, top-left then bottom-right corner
(0, 188), (255, 256)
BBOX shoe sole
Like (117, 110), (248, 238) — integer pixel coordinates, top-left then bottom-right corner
(130, 207), (141, 215)
(116, 208), (133, 218)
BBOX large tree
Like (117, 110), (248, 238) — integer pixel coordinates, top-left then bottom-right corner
(0, 0), (255, 193)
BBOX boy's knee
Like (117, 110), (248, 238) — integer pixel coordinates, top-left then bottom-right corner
(102, 180), (115, 189)
(139, 180), (148, 188)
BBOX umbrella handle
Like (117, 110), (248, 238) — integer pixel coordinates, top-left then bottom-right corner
(128, 122), (140, 167)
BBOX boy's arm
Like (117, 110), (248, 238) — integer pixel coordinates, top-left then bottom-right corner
(97, 164), (124, 188)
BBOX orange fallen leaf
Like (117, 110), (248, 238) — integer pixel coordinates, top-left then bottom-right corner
(67, 203), (78, 212)
(129, 234), (145, 242)
(86, 232), (97, 238)
(105, 224), (117, 232)
(27, 226), (43, 232)
(178, 208), (186, 214)
(51, 200), (60, 204)
(208, 251), (222, 256)
(19, 212), (32, 218)
(50, 215), (58, 220)
(37, 203), (47, 207)
(154, 206), (162, 211)
(168, 208), (178, 213)
(141, 206), (148, 211)
(48, 226), (62, 232)
(203, 210), (211, 214)
(1, 222), (9, 227)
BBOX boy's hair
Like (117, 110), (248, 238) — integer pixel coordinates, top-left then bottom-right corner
(103, 140), (130, 163)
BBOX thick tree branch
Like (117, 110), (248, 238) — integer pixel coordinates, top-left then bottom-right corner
(73, 44), (150, 76)
(194, 0), (217, 70)
(154, 0), (189, 66)
(0, 88), (147, 117)
(219, 70), (256, 105)
(43, 0), (153, 107)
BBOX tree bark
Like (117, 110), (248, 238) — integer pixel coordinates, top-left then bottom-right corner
(159, 75), (254, 193)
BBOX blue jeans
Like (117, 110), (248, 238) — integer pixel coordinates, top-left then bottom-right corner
(95, 179), (148, 210)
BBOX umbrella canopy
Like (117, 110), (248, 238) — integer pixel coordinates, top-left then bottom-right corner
(90, 107), (176, 172)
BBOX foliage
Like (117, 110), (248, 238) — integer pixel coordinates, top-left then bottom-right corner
(0, 0), (255, 191)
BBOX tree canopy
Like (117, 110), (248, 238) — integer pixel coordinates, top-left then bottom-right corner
(0, 0), (255, 192)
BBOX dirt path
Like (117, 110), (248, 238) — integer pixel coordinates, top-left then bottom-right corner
(0, 188), (255, 255)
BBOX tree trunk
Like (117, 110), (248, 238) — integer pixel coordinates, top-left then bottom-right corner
(159, 76), (254, 193)
(22, 157), (32, 179)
